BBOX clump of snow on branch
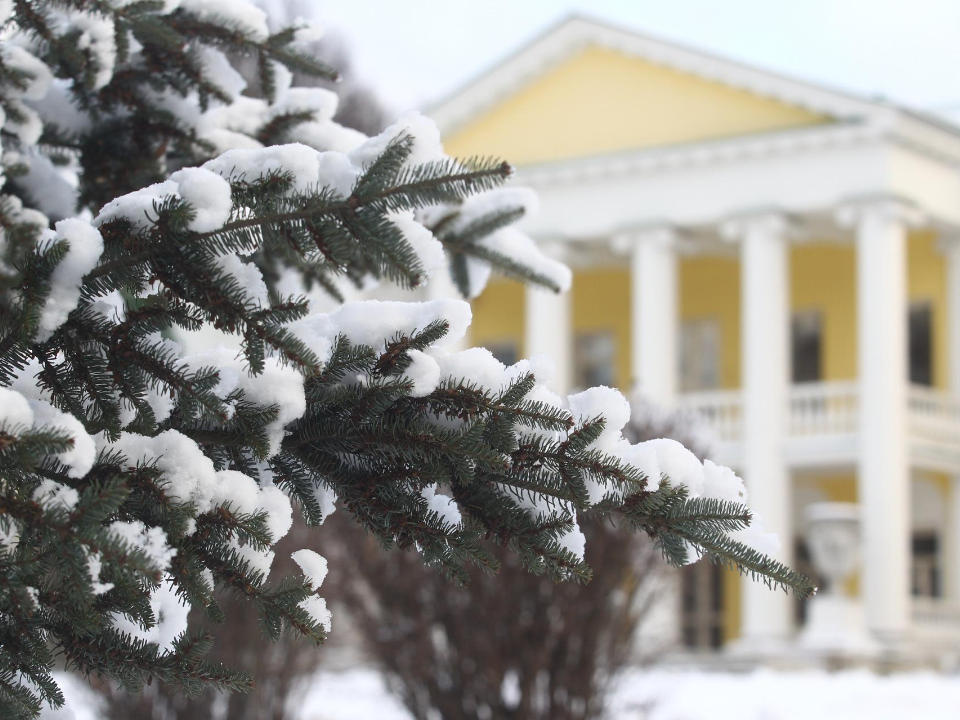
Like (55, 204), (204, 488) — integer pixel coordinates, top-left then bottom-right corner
(95, 167), (232, 234)
(292, 549), (332, 633)
(35, 219), (104, 342)
(179, 0), (270, 41)
(420, 186), (572, 298)
(1, 383), (97, 479)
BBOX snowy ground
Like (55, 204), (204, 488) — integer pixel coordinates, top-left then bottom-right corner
(293, 666), (960, 720)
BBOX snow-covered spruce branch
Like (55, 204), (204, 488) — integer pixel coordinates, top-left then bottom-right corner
(0, 1), (811, 717)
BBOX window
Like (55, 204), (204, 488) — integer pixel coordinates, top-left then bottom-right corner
(909, 302), (933, 386)
(680, 562), (725, 649)
(485, 340), (519, 367)
(791, 311), (822, 383)
(680, 319), (721, 391)
(574, 331), (616, 389)
(912, 533), (941, 598)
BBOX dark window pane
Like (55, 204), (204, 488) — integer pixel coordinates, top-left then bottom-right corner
(791, 312), (822, 383)
(909, 303), (933, 386)
(486, 340), (519, 367)
(680, 562), (725, 650)
(574, 332), (616, 389)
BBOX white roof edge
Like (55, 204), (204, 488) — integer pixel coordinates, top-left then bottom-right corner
(509, 120), (960, 189)
(428, 14), (912, 139)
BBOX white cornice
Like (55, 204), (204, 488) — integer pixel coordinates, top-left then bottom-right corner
(430, 15), (885, 137)
(498, 117), (960, 190)
(512, 122), (879, 188)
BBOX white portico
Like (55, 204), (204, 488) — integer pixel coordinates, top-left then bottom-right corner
(433, 15), (960, 659)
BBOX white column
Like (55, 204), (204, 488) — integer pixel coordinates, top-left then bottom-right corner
(525, 244), (572, 394)
(942, 235), (960, 601)
(839, 198), (921, 641)
(614, 227), (679, 406)
(722, 212), (793, 646)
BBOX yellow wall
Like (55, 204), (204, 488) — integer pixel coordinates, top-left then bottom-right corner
(571, 268), (631, 386)
(790, 243), (857, 381)
(444, 46), (829, 166)
(908, 231), (948, 390)
(469, 278), (525, 352)
(470, 234), (948, 393)
(680, 256), (741, 389)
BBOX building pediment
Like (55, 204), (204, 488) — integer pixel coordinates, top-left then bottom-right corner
(433, 16), (887, 166)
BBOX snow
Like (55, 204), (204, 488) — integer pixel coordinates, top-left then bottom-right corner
(181, 348), (306, 457)
(177, 468), (296, 574)
(285, 666), (960, 720)
(28, 399), (97, 478)
(610, 668), (960, 720)
(195, 46), (247, 99)
(400, 349), (441, 397)
(85, 550), (111, 595)
(111, 581), (189, 653)
(419, 186), (568, 298)
(32, 479), (79, 512)
(26, 78), (92, 137)
(291, 549), (328, 589)
(348, 112), (444, 170)
(0, 387), (34, 430)
(13, 151), (80, 220)
(558, 525), (586, 560)
(168, 167), (233, 232)
(288, 298), (472, 366)
(3, 98), (42, 144)
(256, 485), (294, 541)
(568, 386), (632, 503)
(202, 142), (326, 194)
(52, 10), (117, 90)
(272, 87), (339, 124)
(105, 430), (221, 512)
(271, 59), (294, 98)
(644, 438), (705, 496)
(214, 252), (269, 305)
(1, 44), (53, 101)
(389, 210), (445, 280)
(35, 219), (104, 341)
(179, 0), (270, 41)
(43, 672), (105, 720)
(108, 520), (176, 573)
(299, 594), (332, 633)
(95, 167), (232, 234)
(420, 484), (462, 527)
(311, 483), (338, 523)
(477, 227), (572, 292)
(701, 459), (748, 504)
(288, 120), (368, 153)
(230, 539), (275, 577)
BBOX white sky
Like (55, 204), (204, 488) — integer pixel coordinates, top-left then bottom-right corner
(300, 0), (960, 120)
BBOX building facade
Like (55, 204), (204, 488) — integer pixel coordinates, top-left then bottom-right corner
(430, 16), (960, 660)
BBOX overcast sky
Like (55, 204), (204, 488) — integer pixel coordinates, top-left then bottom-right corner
(285, 0), (960, 121)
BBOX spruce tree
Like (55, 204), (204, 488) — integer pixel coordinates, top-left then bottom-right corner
(0, 3), (813, 717)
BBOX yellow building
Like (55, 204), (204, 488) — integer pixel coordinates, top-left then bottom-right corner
(430, 16), (960, 660)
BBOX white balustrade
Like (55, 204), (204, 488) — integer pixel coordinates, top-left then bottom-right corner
(908, 385), (960, 447)
(676, 388), (743, 442)
(789, 381), (859, 436)
(911, 597), (960, 637)
(678, 382), (960, 463)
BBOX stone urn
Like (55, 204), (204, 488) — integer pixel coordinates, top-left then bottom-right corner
(798, 502), (876, 656)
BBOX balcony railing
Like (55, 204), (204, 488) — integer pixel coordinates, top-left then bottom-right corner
(677, 381), (960, 468)
(912, 597), (960, 640)
(789, 380), (858, 436)
(908, 385), (960, 447)
(676, 388), (742, 442)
